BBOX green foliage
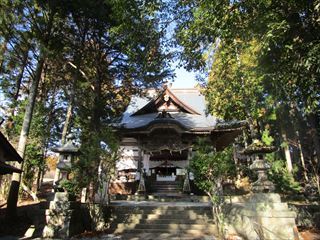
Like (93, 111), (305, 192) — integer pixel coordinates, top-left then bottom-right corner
(24, 142), (44, 188)
(174, 0), (320, 114)
(0, 0), (172, 207)
(72, 127), (119, 192)
(190, 138), (236, 237)
(205, 40), (266, 122)
(174, 0), (320, 193)
(11, 100), (49, 189)
(60, 179), (80, 196)
(261, 129), (274, 146)
(266, 154), (301, 194)
(190, 138), (236, 202)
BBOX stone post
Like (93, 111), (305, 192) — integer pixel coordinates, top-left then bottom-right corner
(136, 149), (146, 194)
(42, 192), (82, 238)
(42, 135), (83, 238)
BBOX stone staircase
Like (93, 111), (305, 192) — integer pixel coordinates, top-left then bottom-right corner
(110, 194), (210, 202)
(108, 204), (218, 239)
(151, 180), (181, 194)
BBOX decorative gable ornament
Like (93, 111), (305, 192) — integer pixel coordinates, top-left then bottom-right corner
(164, 94), (169, 102)
(131, 87), (200, 116)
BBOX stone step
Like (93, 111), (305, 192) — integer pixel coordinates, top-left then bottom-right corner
(151, 181), (180, 184)
(115, 223), (215, 231)
(153, 191), (181, 195)
(152, 185), (180, 189)
(111, 213), (212, 220)
(151, 184), (181, 188)
(117, 218), (214, 225)
(111, 208), (212, 213)
(152, 184), (180, 187)
(110, 205), (211, 211)
(148, 196), (203, 202)
(115, 233), (216, 240)
(114, 227), (218, 235)
(110, 194), (210, 202)
(152, 185), (180, 187)
(152, 189), (180, 191)
(110, 209), (212, 217)
(111, 209), (212, 217)
(152, 187), (180, 189)
(108, 202), (216, 237)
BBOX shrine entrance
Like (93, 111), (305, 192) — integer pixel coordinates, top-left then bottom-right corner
(147, 150), (188, 183)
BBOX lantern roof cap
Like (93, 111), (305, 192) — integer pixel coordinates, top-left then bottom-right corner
(52, 134), (80, 154)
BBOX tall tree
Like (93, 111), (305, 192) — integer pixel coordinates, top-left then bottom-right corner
(60, 0), (171, 200)
(4, 0), (66, 219)
(1, 0), (172, 217)
(173, 0), (320, 192)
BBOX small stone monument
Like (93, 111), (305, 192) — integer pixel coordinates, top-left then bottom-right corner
(43, 135), (83, 238)
(136, 170), (146, 195)
(224, 140), (298, 240)
(183, 171), (191, 193)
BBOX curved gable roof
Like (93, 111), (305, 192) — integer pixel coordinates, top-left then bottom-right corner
(131, 87), (200, 116)
(119, 87), (218, 131)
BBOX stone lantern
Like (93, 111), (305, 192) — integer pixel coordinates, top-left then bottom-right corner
(223, 140), (297, 240)
(43, 134), (83, 239)
(242, 141), (276, 193)
(52, 134), (80, 191)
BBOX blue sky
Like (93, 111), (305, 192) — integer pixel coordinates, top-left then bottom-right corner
(171, 67), (198, 88)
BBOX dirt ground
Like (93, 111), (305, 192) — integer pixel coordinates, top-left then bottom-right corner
(299, 228), (320, 240)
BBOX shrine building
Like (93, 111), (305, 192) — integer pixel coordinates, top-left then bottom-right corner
(112, 86), (246, 194)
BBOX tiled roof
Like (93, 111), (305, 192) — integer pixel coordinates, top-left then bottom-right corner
(0, 131), (23, 162)
(119, 88), (218, 131)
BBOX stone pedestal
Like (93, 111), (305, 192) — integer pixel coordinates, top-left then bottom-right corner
(42, 192), (83, 238)
(224, 193), (297, 240)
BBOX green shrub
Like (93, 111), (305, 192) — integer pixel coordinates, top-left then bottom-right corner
(60, 179), (80, 197)
(266, 154), (301, 193)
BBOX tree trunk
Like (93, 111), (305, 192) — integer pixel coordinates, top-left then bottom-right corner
(289, 102), (309, 182)
(88, 65), (103, 201)
(39, 80), (57, 190)
(307, 113), (320, 164)
(0, 40), (7, 73)
(277, 104), (294, 174)
(296, 131), (309, 181)
(282, 131), (293, 173)
(61, 76), (76, 144)
(13, 46), (30, 102)
(6, 55), (45, 220)
(53, 81), (75, 186)
(246, 116), (257, 143)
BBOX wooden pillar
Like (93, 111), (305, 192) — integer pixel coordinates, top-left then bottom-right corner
(137, 148), (146, 194)
(183, 147), (192, 193)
